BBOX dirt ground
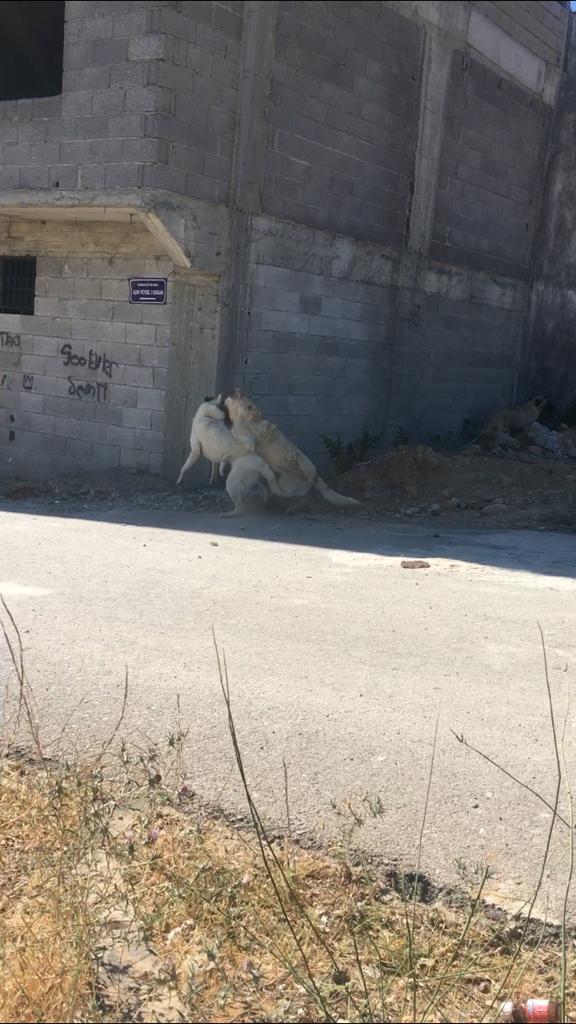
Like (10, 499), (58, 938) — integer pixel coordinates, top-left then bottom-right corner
(334, 445), (576, 531)
(2, 445), (575, 532)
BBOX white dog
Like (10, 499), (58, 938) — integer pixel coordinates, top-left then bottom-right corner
(176, 396), (284, 516)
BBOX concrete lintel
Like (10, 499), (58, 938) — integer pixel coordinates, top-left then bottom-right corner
(138, 211), (192, 269)
(0, 192), (192, 269)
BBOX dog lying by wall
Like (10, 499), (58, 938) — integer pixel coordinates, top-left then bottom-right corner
(480, 396), (548, 449)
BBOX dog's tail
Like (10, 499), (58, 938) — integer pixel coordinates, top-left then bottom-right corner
(314, 475), (360, 507)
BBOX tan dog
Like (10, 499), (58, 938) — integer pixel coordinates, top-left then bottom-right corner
(225, 389), (360, 508)
(176, 396), (284, 515)
(481, 395), (548, 448)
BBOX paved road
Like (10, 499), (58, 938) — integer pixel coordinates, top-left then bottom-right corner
(2, 503), (576, 917)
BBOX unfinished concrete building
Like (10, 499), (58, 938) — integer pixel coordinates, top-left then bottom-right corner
(0, 0), (573, 481)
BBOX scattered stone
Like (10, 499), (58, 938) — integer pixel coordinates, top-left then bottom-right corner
(527, 422), (562, 455)
(401, 560), (430, 569)
(482, 502), (508, 515)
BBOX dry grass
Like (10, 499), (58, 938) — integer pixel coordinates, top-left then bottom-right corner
(0, 750), (572, 1024)
(0, 608), (572, 1023)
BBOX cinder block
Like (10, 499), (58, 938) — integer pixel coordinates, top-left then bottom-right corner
(90, 38), (129, 66)
(73, 319), (127, 344)
(125, 86), (173, 114)
(151, 410), (165, 432)
(91, 442), (121, 469)
(107, 383), (138, 407)
(79, 65), (111, 90)
(138, 345), (170, 368)
(110, 62), (148, 88)
(0, 167), (20, 187)
(19, 166), (50, 188)
(126, 323), (156, 345)
(132, 428), (164, 452)
(105, 163), (142, 188)
(32, 337), (60, 357)
(18, 391), (45, 413)
(112, 10), (150, 38)
(61, 92), (94, 118)
(78, 165), (106, 188)
(148, 452), (162, 475)
(137, 388), (165, 410)
(66, 437), (93, 461)
(116, 365), (154, 387)
(122, 407), (152, 429)
(120, 447), (150, 470)
(92, 89), (126, 115)
(153, 367), (168, 389)
(67, 299), (114, 321)
(128, 33), (173, 62)
(80, 14), (114, 41)
(109, 112), (145, 137)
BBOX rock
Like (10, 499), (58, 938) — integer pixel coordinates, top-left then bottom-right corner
(443, 496), (460, 510)
(493, 430), (518, 449)
(526, 422), (561, 455)
(429, 503), (440, 514)
(401, 559), (430, 569)
(482, 502), (507, 515)
(516, 451), (537, 463)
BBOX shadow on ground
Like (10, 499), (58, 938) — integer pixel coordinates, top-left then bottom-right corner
(2, 492), (576, 582)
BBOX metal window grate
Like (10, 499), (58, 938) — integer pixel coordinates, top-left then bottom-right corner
(0, 257), (36, 315)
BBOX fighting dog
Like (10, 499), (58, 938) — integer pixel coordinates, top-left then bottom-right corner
(176, 396), (285, 516)
(225, 389), (360, 509)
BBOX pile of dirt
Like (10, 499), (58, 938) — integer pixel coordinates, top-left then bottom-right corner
(335, 444), (576, 531)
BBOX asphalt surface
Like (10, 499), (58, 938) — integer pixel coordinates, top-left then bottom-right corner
(2, 502), (576, 918)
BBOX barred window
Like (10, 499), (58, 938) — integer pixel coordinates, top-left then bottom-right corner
(0, 257), (36, 315)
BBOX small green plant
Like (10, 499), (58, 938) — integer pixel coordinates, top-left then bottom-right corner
(322, 429), (383, 473)
(393, 427), (410, 448)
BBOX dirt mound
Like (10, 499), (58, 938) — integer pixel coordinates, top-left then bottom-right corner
(334, 445), (576, 530)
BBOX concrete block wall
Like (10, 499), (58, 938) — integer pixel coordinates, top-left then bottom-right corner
(0, 1), (164, 191)
(389, 269), (527, 441)
(237, 217), (395, 460)
(431, 53), (550, 280)
(0, 218), (176, 478)
(520, 17), (576, 410)
(264, 1), (422, 246)
(146, 1), (243, 202)
(0, 0), (244, 197)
